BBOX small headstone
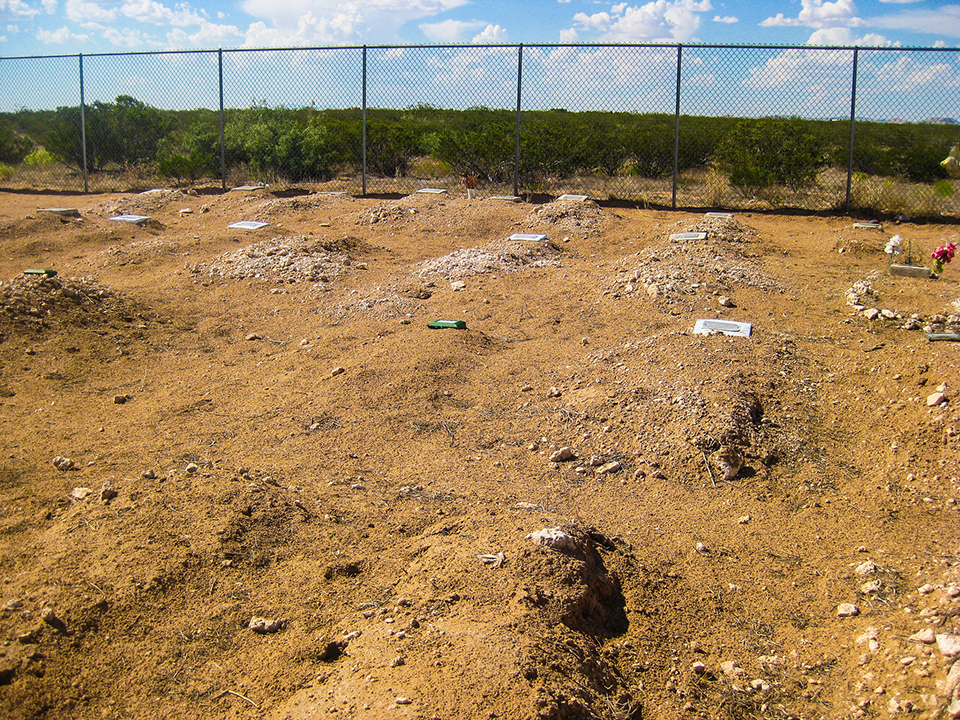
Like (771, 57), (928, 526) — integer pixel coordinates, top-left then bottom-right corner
(490, 195), (521, 202)
(416, 188), (446, 194)
(853, 221), (881, 229)
(38, 208), (80, 217)
(110, 215), (150, 225)
(705, 212), (733, 219)
(230, 185), (266, 191)
(890, 264), (931, 278)
(670, 232), (707, 241)
(228, 221), (270, 230)
(509, 233), (548, 242)
(693, 319), (752, 338)
(557, 194), (588, 201)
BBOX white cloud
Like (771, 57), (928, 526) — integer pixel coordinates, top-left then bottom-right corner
(242, 0), (469, 43)
(573, 0), (713, 42)
(472, 23), (507, 43)
(420, 18), (485, 42)
(102, 25), (160, 46)
(65, 0), (116, 23)
(120, 0), (206, 27)
(167, 21), (243, 47)
(806, 27), (892, 45)
(873, 6), (960, 38)
(42, 0), (57, 11)
(877, 0), (924, 3)
(712, 15), (736, 23)
(1, 0), (41, 18)
(7, 23), (20, 32)
(559, 27), (578, 42)
(760, 0), (865, 29)
(876, 54), (960, 91)
(36, 25), (89, 42)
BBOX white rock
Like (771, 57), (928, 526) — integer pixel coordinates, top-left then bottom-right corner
(909, 628), (936, 644)
(596, 461), (621, 475)
(718, 296), (734, 308)
(52, 456), (74, 471)
(331, 366), (345, 377)
(450, 280), (466, 291)
(837, 603), (860, 617)
(863, 308), (880, 320)
(185, 462), (199, 474)
(861, 580), (882, 594)
(936, 633), (960, 657)
(927, 391), (947, 407)
(69, 487), (92, 501)
(549, 447), (574, 462)
(918, 583), (935, 594)
(737, 515), (751, 524)
(248, 617), (285, 634)
(720, 660), (745, 679)
(855, 560), (878, 576)
(692, 661), (706, 675)
(526, 527), (578, 554)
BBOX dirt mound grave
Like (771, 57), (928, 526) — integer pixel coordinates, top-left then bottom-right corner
(524, 198), (618, 237)
(0, 273), (150, 334)
(415, 236), (564, 281)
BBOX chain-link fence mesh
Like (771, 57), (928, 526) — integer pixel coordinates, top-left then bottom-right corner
(0, 54), (84, 190)
(3, 44), (960, 218)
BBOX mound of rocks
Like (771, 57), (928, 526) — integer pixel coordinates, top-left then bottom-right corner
(524, 198), (613, 236)
(0, 274), (145, 332)
(415, 237), (562, 281)
(195, 236), (357, 286)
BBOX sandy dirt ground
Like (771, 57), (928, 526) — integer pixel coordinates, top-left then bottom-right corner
(0, 186), (958, 720)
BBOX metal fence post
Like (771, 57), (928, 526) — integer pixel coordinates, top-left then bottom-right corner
(672, 44), (682, 210)
(514, 43), (523, 199)
(845, 47), (859, 214)
(218, 48), (226, 191)
(362, 45), (367, 196)
(79, 53), (88, 193)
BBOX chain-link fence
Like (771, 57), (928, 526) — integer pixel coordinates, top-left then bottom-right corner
(2, 43), (960, 217)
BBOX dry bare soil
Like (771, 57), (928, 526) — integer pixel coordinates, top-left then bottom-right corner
(0, 187), (959, 720)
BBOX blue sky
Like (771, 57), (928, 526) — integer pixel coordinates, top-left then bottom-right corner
(3, 0), (960, 55)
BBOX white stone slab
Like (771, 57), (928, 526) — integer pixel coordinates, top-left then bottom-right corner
(230, 184), (267, 191)
(416, 188), (447, 194)
(853, 221), (881, 229)
(110, 215), (150, 225)
(558, 194), (588, 201)
(38, 207), (80, 217)
(889, 264), (931, 278)
(509, 233), (548, 242)
(317, 191), (347, 195)
(490, 195), (521, 202)
(705, 212), (733, 219)
(670, 232), (707, 241)
(228, 221), (270, 230)
(693, 319), (752, 338)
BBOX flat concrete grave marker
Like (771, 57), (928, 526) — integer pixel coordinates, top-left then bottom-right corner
(558, 194), (588, 201)
(38, 207), (80, 217)
(693, 319), (752, 338)
(509, 233), (548, 242)
(705, 212), (733, 219)
(228, 221), (270, 230)
(317, 191), (346, 195)
(889, 264), (931, 278)
(853, 221), (881, 229)
(416, 188), (447, 194)
(110, 214), (150, 225)
(926, 332), (960, 341)
(24, 269), (57, 277)
(490, 195), (521, 202)
(230, 184), (266, 191)
(670, 232), (707, 241)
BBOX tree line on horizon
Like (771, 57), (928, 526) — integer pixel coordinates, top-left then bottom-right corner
(0, 94), (957, 196)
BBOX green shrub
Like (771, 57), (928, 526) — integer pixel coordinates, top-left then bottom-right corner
(23, 148), (55, 166)
(0, 163), (13, 181)
(715, 118), (826, 195)
(0, 123), (32, 165)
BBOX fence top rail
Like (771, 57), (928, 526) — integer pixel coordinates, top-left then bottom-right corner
(3, 41), (960, 62)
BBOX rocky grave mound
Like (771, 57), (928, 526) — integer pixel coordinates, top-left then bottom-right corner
(253, 192), (358, 217)
(524, 198), (617, 237)
(605, 218), (781, 312)
(415, 236), (563, 282)
(90, 188), (190, 217)
(845, 272), (960, 334)
(193, 235), (372, 287)
(0, 273), (149, 333)
(356, 194), (447, 226)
